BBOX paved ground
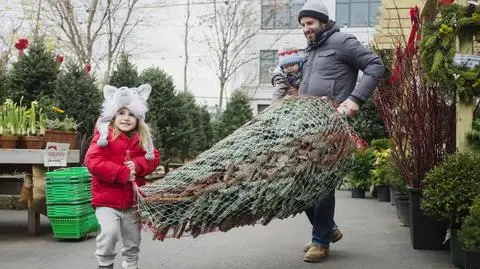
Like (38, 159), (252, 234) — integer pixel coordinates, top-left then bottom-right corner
(0, 190), (453, 269)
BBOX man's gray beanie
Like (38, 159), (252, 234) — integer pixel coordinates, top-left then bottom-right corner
(298, 0), (329, 23)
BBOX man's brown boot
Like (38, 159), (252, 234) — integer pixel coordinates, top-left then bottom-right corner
(303, 229), (343, 252)
(304, 245), (329, 262)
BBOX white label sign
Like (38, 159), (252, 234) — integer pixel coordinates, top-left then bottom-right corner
(453, 53), (480, 68)
(43, 142), (70, 167)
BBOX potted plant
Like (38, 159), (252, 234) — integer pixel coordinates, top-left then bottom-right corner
(21, 100), (46, 149)
(346, 147), (375, 198)
(0, 98), (24, 148)
(459, 197), (480, 269)
(370, 138), (392, 202)
(44, 116), (79, 149)
(422, 152), (480, 268)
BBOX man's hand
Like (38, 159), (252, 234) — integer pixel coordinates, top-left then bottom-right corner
(286, 87), (298, 96)
(337, 99), (359, 117)
(125, 160), (136, 181)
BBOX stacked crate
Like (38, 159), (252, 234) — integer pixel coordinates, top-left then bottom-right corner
(46, 167), (99, 239)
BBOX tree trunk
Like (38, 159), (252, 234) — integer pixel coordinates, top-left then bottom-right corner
(183, 0), (190, 92)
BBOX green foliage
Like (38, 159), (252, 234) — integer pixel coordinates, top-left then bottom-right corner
(213, 90), (253, 142)
(0, 63), (6, 103)
(46, 116), (79, 132)
(175, 92), (213, 162)
(7, 38), (59, 103)
(348, 100), (387, 143)
(53, 60), (102, 136)
(346, 148), (375, 190)
(109, 53), (139, 87)
(0, 98), (27, 136)
(140, 67), (181, 166)
(422, 152), (480, 225)
(467, 118), (480, 150)
(370, 138), (391, 150)
(371, 148), (391, 186)
(369, 138), (395, 186)
(420, 4), (480, 103)
(459, 197), (480, 252)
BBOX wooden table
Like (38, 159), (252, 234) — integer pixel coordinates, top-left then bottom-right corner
(0, 149), (80, 235)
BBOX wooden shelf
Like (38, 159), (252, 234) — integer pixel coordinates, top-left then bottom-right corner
(0, 149), (80, 164)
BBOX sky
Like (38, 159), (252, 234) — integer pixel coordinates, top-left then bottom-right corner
(0, 0), (234, 108)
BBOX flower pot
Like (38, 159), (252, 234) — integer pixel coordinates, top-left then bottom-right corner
(408, 187), (449, 250)
(376, 185), (390, 202)
(371, 185), (378, 198)
(19, 136), (45, 149)
(464, 248), (480, 269)
(396, 195), (410, 227)
(43, 129), (77, 149)
(351, 188), (365, 198)
(0, 135), (19, 149)
(390, 186), (397, 206)
(451, 228), (466, 269)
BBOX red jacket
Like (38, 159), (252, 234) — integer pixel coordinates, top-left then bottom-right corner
(85, 129), (160, 209)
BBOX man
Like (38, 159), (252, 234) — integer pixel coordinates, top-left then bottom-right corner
(297, 0), (385, 263)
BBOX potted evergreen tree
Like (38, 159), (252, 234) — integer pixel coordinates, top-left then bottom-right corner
(459, 197), (480, 269)
(422, 152), (480, 268)
(346, 147), (374, 198)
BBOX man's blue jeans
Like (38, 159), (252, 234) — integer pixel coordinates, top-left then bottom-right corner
(305, 191), (336, 247)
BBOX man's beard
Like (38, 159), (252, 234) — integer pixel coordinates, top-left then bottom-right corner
(304, 27), (324, 45)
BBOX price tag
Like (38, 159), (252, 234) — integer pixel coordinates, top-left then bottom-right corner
(43, 142), (70, 167)
(453, 53), (480, 69)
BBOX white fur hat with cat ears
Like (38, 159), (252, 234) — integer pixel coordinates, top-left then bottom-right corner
(100, 84), (152, 121)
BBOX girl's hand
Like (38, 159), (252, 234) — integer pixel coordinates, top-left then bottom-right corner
(125, 160), (136, 181)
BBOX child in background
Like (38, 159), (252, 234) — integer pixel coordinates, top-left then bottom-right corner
(270, 46), (304, 101)
(85, 84), (160, 269)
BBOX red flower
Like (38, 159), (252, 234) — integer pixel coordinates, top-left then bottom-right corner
(55, 54), (64, 64)
(438, 0), (455, 5)
(85, 63), (91, 73)
(14, 38), (29, 56)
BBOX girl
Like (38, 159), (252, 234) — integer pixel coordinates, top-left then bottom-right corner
(85, 84), (160, 269)
(270, 45), (304, 101)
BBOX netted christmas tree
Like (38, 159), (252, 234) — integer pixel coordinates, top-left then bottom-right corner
(137, 96), (358, 240)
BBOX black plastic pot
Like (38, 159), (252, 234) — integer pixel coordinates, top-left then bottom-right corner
(390, 186), (397, 206)
(464, 248), (480, 269)
(396, 195), (410, 227)
(377, 185), (390, 202)
(351, 188), (366, 198)
(451, 228), (466, 269)
(408, 187), (449, 250)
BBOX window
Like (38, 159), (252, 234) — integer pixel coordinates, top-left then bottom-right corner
(257, 104), (270, 114)
(261, 0), (306, 29)
(259, 50), (278, 83)
(336, 0), (381, 27)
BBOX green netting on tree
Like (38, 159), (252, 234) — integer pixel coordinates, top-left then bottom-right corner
(137, 96), (358, 240)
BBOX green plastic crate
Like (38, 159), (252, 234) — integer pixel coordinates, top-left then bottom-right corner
(46, 181), (91, 204)
(45, 167), (91, 182)
(47, 202), (94, 217)
(45, 167), (92, 204)
(49, 213), (99, 239)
